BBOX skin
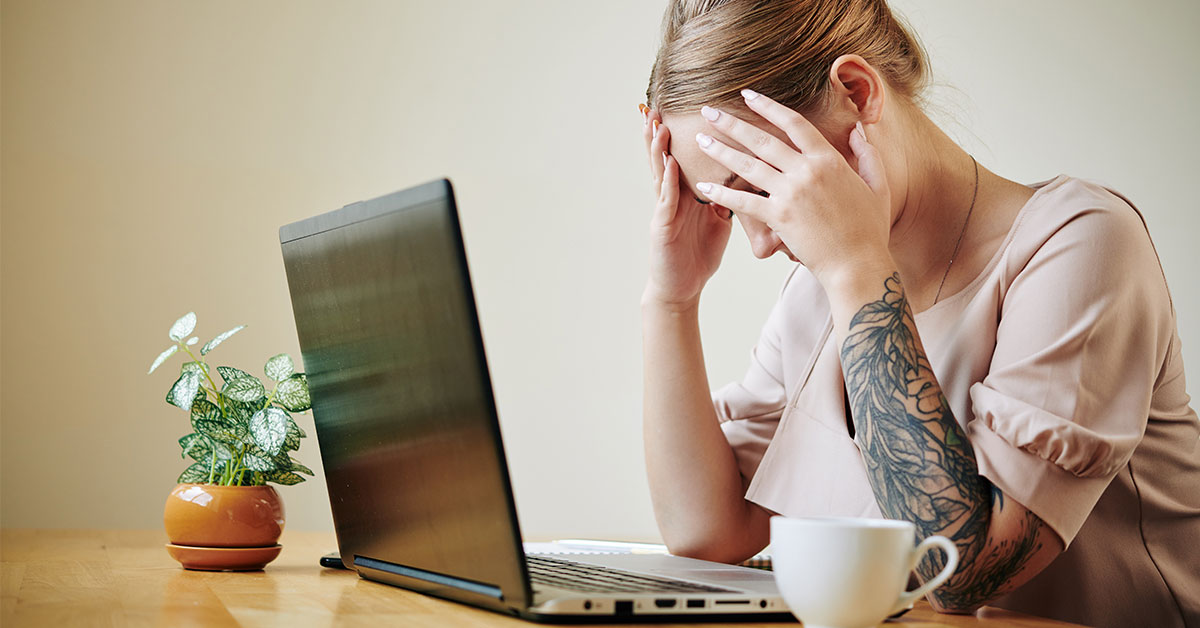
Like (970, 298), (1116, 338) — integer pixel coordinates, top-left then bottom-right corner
(639, 54), (1065, 612)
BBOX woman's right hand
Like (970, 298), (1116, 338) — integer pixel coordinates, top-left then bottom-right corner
(641, 105), (733, 310)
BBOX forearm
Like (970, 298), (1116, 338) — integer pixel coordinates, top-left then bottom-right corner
(641, 295), (757, 562)
(826, 264), (1053, 611)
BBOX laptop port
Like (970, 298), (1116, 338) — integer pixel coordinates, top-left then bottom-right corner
(615, 600), (633, 616)
(654, 599), (677, 608)
(686, 599), (705, 608)
(714, 599), (751, 605)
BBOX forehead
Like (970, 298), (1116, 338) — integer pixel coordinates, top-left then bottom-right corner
(660, 109), (790, 194)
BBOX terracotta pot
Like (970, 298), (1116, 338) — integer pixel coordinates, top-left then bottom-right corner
(163, 483), (285, 548)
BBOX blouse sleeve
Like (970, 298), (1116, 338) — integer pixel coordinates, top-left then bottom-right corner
(966, 194), (1175, 546)
(712, 269), (801, 488)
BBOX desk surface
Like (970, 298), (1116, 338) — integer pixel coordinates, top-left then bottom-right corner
(0, 529), (1085, 627)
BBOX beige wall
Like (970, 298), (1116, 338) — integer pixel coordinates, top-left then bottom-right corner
(3, 0), (1197, 539)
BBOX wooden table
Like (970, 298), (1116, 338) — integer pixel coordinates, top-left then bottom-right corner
(1, 529), (1085, 627)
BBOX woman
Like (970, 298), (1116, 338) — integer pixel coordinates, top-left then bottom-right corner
(637, 1), (1200, 626)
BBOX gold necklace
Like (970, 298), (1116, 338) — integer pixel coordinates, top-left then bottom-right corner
(933, 155), (979, 305)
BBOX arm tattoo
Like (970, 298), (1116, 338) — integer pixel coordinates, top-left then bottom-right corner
(839, 273), (1043, 609)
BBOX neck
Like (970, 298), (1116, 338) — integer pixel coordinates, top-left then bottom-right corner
(886, 109), (986, 294)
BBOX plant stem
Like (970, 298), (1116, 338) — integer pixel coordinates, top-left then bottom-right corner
(180, 344), (218, 390)
(181, 344), (226, 416)
(208, 448), (217, 483)
(226, 444), (246, 487)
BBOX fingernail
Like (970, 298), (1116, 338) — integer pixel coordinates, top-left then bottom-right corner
(662, 151), (668, 168)
(700, 106), (720, 122)
(695, 133), (713, 148)
(652, 119), (659, 137)
(855, 121), (867, 142)
(741, 89), (760, 101)
(697, 182), (713, 194)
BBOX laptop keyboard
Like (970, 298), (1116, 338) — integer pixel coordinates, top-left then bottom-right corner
(525, 555), (736, 594)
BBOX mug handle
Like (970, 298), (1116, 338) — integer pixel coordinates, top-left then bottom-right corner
(891, 535), (959, 614)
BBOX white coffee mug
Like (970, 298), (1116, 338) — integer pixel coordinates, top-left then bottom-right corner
(770, 516), (959, 628)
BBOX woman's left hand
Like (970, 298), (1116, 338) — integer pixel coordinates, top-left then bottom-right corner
(693, 89), (893, 287)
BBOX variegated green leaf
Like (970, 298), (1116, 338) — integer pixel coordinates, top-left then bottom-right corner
(216, 365), (253, 384)
(169, 312), (196, 342)
(177, 461), (210, 483)
(148, 345), (179, 374)
(179, 432), (201, 459)
(263, 470), (304, 486)
(194, 419), (245, 445)
(222, 377), (265, 403)
(179, 433), (232, 461)
(288, 458), (314, 475)
(242, 451), (275, 472)
(186, 336), (199, 346)
(190, 398), (222, 422)
(222, 397), (262, 424)
(274, 374), (311, 412)
(201, 325), (245, 356)
(250, 407), (288, 455)
(180, 360), (210, 378)
(282, 415), (303, 451)
(189, 412), (207, 434)
(245, 441), (272, 458)
(264, 353), (294, 382)
(166, 372), (201, 410)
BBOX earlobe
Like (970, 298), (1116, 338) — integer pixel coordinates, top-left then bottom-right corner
(829, 54), (884, 125)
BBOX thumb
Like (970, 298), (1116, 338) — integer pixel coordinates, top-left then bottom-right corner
(849, 121), (887, 198)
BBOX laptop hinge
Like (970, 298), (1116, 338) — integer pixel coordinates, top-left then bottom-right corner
(354, 555), (505, 600)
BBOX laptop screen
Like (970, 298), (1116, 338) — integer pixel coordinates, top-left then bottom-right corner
(279, 179), (531, 611)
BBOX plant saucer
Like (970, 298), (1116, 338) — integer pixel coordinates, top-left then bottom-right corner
(165, 543), (282, 571)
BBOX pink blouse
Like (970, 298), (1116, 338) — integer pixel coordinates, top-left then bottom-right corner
(713, 174), (1200, 627)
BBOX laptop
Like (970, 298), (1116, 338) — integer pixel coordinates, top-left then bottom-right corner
(278, 179), (789, 621)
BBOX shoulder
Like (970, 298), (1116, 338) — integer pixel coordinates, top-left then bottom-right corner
(1006, 175), (1159, 265)
(995, 175), (1176, 349)
(1001, 175), (1168, 293)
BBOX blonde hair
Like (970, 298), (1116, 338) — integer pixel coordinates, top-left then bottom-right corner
(646, 0), (932, 118)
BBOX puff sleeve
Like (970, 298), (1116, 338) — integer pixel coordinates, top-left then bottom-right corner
(711, 272), (797, 487)
(966, 193), (1174, 546)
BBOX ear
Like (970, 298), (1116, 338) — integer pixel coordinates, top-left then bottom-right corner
(827, 54), (885, 124)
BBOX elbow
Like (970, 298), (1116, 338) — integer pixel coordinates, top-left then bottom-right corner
(662, 533), (753, 565)
(653, 498), (769, 565)
(667, 543), (739, 565)
(666, 540), (724, 563)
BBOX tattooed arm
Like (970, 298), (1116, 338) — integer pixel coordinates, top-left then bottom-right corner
(832, 269), (1064, 613)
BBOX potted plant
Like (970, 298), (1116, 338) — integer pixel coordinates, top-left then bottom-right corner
(148, 312), (314, 571)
